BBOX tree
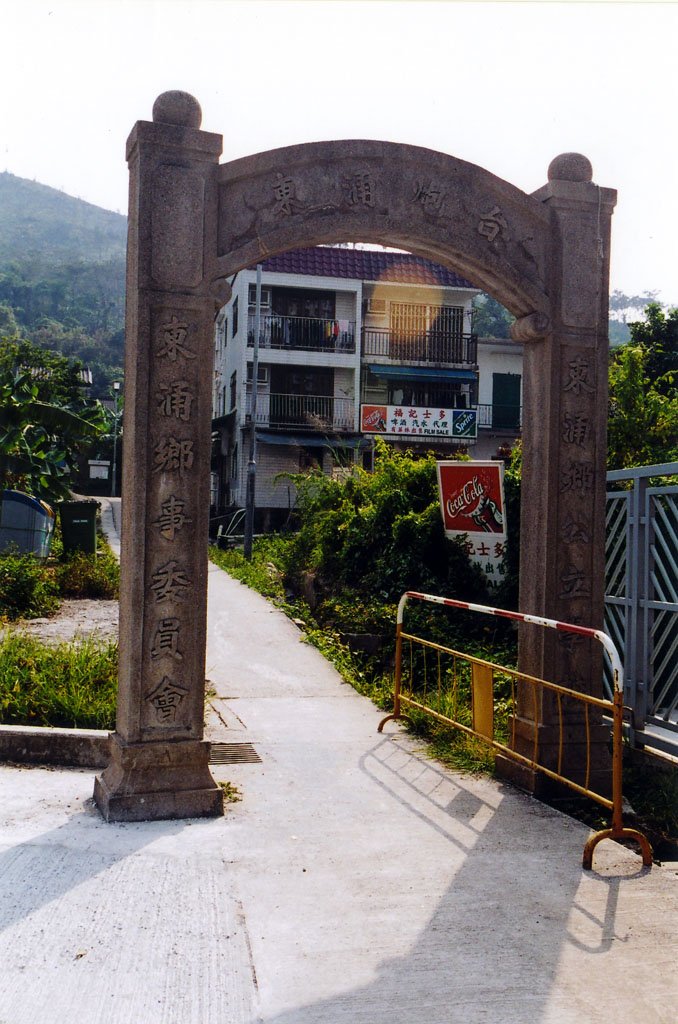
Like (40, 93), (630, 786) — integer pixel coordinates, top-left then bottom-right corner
(624, 302), (678, 396)
(608, 289), (661, 324)
(471, 294), (514, 338)
(607, 305), (678, 469)
(0, 342), (109, 501)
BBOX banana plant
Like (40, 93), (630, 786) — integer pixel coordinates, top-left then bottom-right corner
(0, 370), (108, 501)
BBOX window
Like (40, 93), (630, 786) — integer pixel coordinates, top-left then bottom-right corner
(386, 378), (477, 409)
(248, 284), (272, 308)
(230, 371), (237, 411)
(272, 287), (335, 320)
(389, 302), (465, 361)
(232, 297), (239, 337)
(231, 443), (238, 481)
(299, 447), (322, 473)
(246, 363), (269, 384)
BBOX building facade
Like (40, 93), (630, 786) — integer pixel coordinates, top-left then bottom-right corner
(211, 247), (520, 528)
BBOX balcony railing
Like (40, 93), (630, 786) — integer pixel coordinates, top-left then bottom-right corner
(476, 403), (522, 430)
(362, 328), (477, 365)
(247, 392), (355, 432)
(248, 314), (356, 353)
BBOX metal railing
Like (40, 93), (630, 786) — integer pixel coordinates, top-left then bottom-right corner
(247, 314), (356, 353)
(379, 591), (652, 870)
(476, 403), (522, 430)
(362, 328), (477, 365)
(605, 462), (678, 758)
(246, 391), (355, 432)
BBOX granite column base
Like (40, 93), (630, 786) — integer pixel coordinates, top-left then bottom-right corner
(93, 732), (224, 822)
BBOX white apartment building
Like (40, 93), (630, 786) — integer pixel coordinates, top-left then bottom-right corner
(211, 247), (521, 529)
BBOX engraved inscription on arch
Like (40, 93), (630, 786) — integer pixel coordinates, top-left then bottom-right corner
(215, 141), (552, 317)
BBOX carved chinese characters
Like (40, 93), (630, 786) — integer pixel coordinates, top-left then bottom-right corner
(141, 309), (202, 732)
(154, 494), (193, 540)
(478, 205), (510, 243)
(343, 172), (375, 208)
(555, 349), (600, 688)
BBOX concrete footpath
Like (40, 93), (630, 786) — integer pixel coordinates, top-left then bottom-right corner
(0, 501), (677, 1023)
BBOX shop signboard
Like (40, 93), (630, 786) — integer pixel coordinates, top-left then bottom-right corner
(361, 405), (477, 439)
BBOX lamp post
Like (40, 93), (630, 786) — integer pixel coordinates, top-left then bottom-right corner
(111, 381), (121, 498)
(244, 264), (262, 560)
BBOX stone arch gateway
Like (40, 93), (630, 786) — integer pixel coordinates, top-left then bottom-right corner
(93, 92), (616, 821)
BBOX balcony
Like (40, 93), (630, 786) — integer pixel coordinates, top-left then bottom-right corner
(248, 314), (356, 353)
(476, 403), (522, 430)
(247, 392), (355, 432)
(362, 328), (477, 366)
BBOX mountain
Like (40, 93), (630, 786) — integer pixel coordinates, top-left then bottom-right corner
(0, 172), (126, 265)
(0, 173), (128, 393)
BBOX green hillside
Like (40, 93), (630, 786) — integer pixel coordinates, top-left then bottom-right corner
(0, 172), (126, 264)
(0, 174), (127, 394)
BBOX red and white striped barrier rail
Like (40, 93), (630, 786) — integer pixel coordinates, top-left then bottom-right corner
(381, 591), (651, 870)
(398, 591), (623, 692)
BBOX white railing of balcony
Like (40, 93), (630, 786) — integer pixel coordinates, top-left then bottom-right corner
(362, 328), (477, 365)
(248, 393), (355, 432)
(247, 314), (356, 353)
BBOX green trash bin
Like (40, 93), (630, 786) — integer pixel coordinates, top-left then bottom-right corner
(59, 500), (99, 554)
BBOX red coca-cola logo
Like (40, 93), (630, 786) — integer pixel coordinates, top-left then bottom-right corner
(446, 475), (484, 518)
(438, 463), (505, 537)
(362, 406), (387, 431)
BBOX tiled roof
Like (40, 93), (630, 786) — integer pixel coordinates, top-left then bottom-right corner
(258, 247), (476, 289)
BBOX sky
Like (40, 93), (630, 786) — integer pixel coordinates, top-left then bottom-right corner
(3, 0), (678, 304)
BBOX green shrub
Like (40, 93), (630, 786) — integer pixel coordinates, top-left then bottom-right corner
(56, 546), (119, 599)
(209, 536), (287, 600)
(0, 551), (59, 619)
(0, 631), (117, 729)
(278, 440), (490, 606)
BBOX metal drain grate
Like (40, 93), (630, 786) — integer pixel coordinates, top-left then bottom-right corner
(209, 742), (262, 765)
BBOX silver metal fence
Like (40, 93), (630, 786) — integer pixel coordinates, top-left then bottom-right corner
(605, 462), (678, 758)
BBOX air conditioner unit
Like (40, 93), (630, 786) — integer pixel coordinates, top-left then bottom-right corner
(367, 298), (387, 314)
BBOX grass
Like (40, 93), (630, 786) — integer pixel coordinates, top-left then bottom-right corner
(0, 511), (120, 729)
(0, 630), (118, 729)
(218, 781), (243, 803)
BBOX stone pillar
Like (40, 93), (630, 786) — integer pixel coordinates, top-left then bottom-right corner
(501, 154), (617, 796)
(94, 92), (224, 821)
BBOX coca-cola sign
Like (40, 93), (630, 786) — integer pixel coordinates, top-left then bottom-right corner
(436, 461), (506, 540)
(436, 461), (508, 591)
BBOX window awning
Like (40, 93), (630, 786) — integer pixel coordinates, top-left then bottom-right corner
(367, 365), (477, 382)
(256, 430), (372, 450)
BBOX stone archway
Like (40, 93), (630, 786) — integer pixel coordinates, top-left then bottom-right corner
(94, 92), (616, 820)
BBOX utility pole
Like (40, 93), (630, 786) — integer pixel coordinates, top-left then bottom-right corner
(244, 265), (262, 560)
(111, 381), (121, 498)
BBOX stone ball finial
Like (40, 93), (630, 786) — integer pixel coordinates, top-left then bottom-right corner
(547, 153), (593, 182)
(152, 91), (202, 129)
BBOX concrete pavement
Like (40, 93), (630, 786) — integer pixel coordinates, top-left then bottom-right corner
(0, 501), (676, 1022)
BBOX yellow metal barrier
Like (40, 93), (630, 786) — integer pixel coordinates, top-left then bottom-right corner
(378, 591), (653, 871)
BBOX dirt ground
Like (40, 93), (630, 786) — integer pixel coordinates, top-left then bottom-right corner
(6, 599), (119, 645)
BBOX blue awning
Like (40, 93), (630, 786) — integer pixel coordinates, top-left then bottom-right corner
(367, 364), (477, 382)
(256, 430), (372, 450)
